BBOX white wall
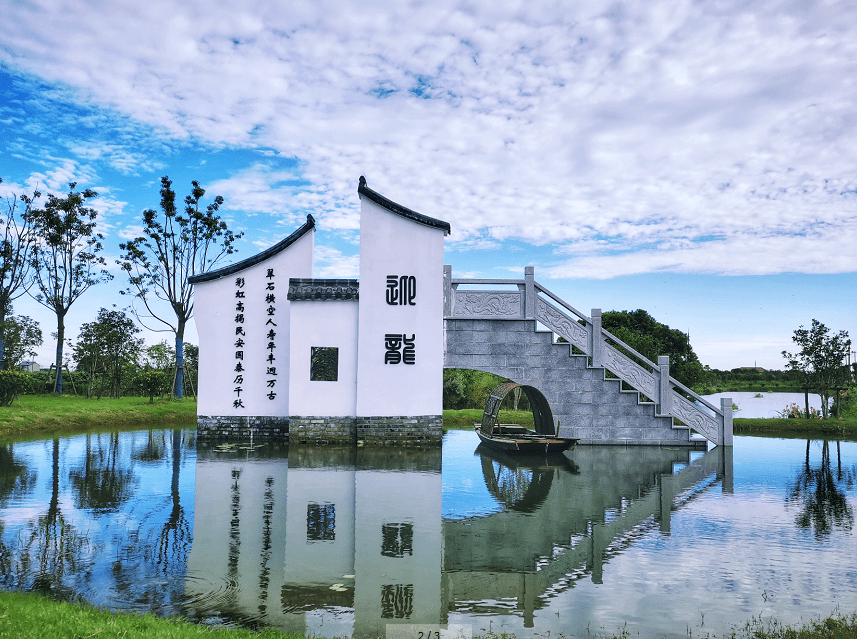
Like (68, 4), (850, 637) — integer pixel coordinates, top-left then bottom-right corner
(355, 197), (445, 417)
(288, 299), (359, 417)
(195, 230), (313, 416)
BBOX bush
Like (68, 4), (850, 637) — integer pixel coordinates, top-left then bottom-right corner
(0, 371), (31, 406)
(133, 370), (170, 403)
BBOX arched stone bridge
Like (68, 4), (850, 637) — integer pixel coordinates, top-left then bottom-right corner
(443, 266), (733, 447)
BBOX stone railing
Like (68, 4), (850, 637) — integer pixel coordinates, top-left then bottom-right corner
(443, 265), (733, 446)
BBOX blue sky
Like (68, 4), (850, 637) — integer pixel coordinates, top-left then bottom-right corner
(1, 0), (855, 371)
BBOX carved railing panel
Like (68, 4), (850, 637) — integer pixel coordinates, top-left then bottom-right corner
(535, 297), (588, 352)
(452, 291), (523, 318)
(670, 394), (721, 445)
(602, 344), (658, 400)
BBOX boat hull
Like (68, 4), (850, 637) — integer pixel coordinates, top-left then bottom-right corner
(475, 426), (577, 454)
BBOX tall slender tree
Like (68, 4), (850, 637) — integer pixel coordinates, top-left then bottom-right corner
(118, 176), (242, 398)
(0, 178), (39, 369)
(27, 182), (112, 393)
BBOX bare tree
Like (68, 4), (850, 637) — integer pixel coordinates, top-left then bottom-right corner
(0, 178), (39, 369)
(118, 176), (242, 398)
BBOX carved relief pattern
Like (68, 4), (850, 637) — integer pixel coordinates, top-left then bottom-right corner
(602, 345), (657, 398)
(535, 299), (588, 352)
(671, 394), (720, 444)
(453, 292), (522, 317)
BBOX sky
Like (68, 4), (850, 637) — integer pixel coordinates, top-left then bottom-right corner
(1, 0), (855, 371)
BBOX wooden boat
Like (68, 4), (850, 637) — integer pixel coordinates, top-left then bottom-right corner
(475, 381), (577, 454)
(474, 423), (577, 454)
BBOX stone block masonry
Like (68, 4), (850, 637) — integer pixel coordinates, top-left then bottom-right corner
(445, 318), (703, 446)
(197, 416), (290, 443)
(356, 415), (443, 446)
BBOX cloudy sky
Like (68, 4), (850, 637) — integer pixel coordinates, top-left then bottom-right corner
(1, 0), (855, 371)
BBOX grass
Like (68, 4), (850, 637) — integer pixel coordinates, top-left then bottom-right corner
(734, 416), (857, 438)
(443, 409), (534, 430)
(1, 591), (856, 639)
(0, 590), (299, 639)
(0, 394), (197, 441)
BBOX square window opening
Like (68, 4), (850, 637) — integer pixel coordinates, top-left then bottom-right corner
(311, 346), (339, 381)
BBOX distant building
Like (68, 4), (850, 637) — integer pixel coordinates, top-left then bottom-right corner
(18, 361), (41, 372)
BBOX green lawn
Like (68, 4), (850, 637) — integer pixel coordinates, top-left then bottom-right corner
(0, 394), (197, 441)
(1, 591), (856, 639)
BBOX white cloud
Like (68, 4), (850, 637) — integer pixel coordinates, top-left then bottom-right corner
(313, 245), (359, 278)
(1, 0), (856, 278)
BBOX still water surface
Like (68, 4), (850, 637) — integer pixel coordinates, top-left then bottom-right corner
(0, 428), (855, 638)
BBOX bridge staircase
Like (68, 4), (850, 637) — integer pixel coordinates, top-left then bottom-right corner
(443, 266), (733, 447)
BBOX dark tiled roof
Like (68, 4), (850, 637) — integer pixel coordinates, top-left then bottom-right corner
(188, 214), (316, 284)
(358, 176), (451, 235)
(287, 278), (359, 301)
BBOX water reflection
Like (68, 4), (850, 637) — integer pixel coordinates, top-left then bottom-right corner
(788, 440), (856, 537)
(3, 430), (857, 639)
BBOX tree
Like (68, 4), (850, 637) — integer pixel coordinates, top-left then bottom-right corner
(73, 308), (142, 398)
(26, 183), (112, 394)
(601, 309), (706, 390)
(118, 177), (242, 399)
(782, 319), (851, 419)
(0, 315), (43, 369)
(0, 179), (38, 369)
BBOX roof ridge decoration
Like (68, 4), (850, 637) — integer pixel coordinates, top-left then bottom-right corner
(358, 176), (451, 235)
(287, 278), (359, 301)
(188, 214), (316, 284)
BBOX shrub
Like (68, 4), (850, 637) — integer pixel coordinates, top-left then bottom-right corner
(133, 370), (170, 403)
(0, 370), (31, 406)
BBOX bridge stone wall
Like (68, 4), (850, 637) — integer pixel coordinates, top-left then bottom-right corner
(445, 319), (699, 446)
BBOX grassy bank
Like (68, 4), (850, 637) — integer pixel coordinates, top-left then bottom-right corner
(0, 394), (197, 440)
(443, 408), (534, 429)
(734, 416), (857, 438)
(1, 591), (856, 639)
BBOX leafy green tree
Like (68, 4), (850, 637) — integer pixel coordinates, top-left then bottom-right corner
(0, 315), (42, 370)
(145, 340), (175, 370)
(782, 319), (851, 419)
(118, 176), (242, 399)
(0, 179), (38, 369)
(134, 370), (170, 403)
(26, 183), (112, 393)
(73, 308), (142, 398)
(601, 309), (705, 390)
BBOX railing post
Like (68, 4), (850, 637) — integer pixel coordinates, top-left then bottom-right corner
(720, 397), (734, 446)
(525, 266), (535, 319)
(590, 309), (602, 367)
(443, 265), (452, 317)
(658, 356), (671, 414)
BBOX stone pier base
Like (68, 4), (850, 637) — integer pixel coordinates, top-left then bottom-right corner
(196, 415), (290, 443)
(356, 415), (443, 446)
(196, 414), (443, 446)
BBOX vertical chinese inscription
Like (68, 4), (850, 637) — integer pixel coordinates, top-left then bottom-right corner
(233, 277), (246, 408)
(384, 274), (417, 365)
(264, 268), (277, 400)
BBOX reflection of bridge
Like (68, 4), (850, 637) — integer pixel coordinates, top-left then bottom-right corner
(186, 440), (731, 637)
(444, 266), (733, 447)
(442, 445), (732, 627)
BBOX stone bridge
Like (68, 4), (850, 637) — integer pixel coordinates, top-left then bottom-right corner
(443, 266), (733, 447)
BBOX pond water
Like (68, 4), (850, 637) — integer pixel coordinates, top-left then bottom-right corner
(1, 428), (856, 638)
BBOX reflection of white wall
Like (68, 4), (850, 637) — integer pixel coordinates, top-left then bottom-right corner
(355, 196), (445, 417)
(283, 467), (355, 585)
(288, 300), (358, 417)
(186, 459), (289, 624)
(195, 231), (313, 417)
(354, 470), (442, 636)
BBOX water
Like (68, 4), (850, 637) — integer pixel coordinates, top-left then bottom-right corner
(1, 428), (856, 638)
